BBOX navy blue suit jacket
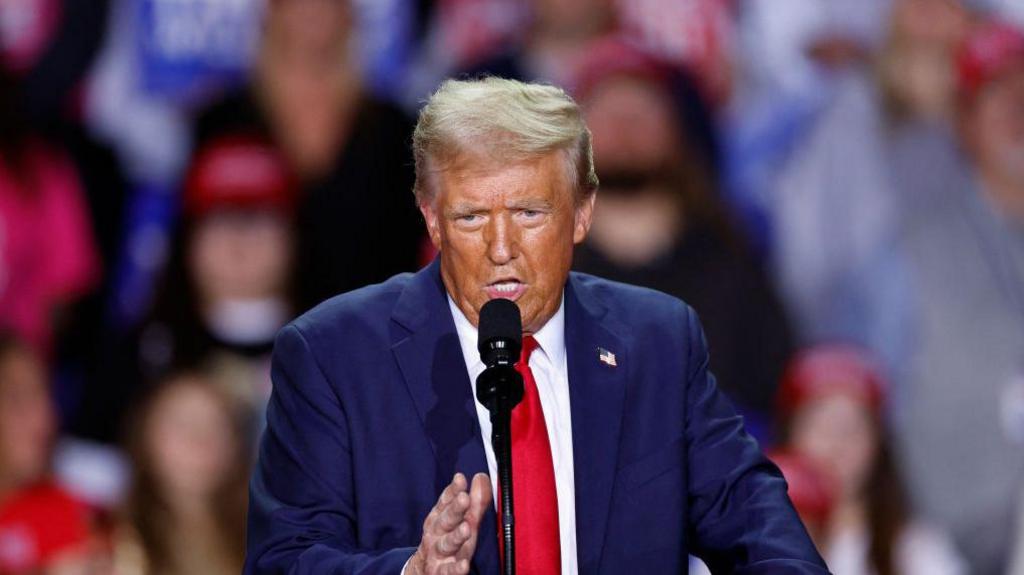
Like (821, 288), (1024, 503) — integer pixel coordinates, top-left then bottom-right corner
(245, 259), (829, 574)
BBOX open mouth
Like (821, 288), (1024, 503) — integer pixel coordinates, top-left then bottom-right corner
(484, 279), (526, 301)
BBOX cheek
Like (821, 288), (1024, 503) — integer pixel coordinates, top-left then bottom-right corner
(791, 410), (850, 468)
(792, 409), (877, 492)
(151, 421), (233, 487)
(249, 226), (293, 279)
(442, 228), (487, 274)
(189, 229), (229, 282)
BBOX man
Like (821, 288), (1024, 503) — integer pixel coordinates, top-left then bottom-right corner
(893, 20), (1024, 574)
(245, 77), (827, 574)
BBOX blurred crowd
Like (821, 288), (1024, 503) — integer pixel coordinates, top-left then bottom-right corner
(0, 0), (1022, 573)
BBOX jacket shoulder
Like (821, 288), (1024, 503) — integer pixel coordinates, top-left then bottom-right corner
(570, 271), (694, 328)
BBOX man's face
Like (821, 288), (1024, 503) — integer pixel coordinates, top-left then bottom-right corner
(420, 151), (595, 333)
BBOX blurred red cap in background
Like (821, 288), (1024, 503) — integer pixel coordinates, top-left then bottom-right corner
(777, 344), (886, 419)
(957, 19), (1024, 102)
(184, 135), (295, 218)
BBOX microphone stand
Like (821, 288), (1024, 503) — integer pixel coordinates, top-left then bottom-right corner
(476, 364), (523, 575)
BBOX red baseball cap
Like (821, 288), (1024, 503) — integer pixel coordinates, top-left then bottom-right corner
(184, 135), (295, 217)
(776, 344), (886, 419)
(957, 19), (1024, 102)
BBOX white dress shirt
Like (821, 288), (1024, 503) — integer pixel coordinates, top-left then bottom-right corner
(449, 295), (578, 575)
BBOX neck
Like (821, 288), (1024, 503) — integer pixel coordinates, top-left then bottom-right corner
(831, 497), (868, 534)
(168, 492), (216, 525)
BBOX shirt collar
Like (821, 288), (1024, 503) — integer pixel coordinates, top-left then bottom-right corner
(447, 294), (566, 368)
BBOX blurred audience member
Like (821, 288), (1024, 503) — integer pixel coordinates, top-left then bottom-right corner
(778, 345), (966, 575)
(958, 19), (1024, 222)
(893, 19), (1024, 574)
(725, 0), (893, 256)
(0, 335), (94, 574)
(79, 134), (296, 445)
(113, 372), (247, 575)
(765, 0), (971, 373)
(195, 0), (423, 312)
(131, 135), (296, 439)
(571, 40), (794, 427)
(0, 64), (101, 356)
(464, 0), (618, 87)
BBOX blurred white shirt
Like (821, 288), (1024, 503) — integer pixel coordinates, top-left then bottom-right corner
(826, 521), (967, 575)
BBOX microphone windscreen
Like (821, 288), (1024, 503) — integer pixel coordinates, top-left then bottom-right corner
(477, 298), (522, 353)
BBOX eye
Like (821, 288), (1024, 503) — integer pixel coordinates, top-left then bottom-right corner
(453, 213), (485, 228)
(518, 208), (548, 222)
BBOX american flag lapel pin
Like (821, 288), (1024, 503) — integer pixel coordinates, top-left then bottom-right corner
(597, 347), (617, 367)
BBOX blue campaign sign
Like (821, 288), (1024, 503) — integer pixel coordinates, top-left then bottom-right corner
(137, 0), (263, 101)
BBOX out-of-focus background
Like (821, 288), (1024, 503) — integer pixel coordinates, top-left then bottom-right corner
(0, 0), (1022, 573)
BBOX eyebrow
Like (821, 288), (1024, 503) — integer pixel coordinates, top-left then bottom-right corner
(445, 198), (553, 216)
(446, 202), (486, 216)
(507, 199), (553, 211)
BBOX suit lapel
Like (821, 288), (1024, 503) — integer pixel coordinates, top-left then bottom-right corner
(390, 259), (500, 574)
(564, 275), (630, 572)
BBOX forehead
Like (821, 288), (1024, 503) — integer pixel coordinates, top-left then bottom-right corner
(433, 151), (572, 206)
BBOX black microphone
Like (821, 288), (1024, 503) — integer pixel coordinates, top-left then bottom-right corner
(476, 297), (525, 412)
(478, 298), (522, 366)
(475, 298), (523, 575)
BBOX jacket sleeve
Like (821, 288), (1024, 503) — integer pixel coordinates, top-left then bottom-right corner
(682, 306), (831, 574)
(244, 324), (416, 574)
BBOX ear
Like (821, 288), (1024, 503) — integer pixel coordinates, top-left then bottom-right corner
(419, 199), (443, 250)
(572, 192), (597, 245)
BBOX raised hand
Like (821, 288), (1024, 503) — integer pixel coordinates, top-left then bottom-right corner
(406, 473), (492, 575)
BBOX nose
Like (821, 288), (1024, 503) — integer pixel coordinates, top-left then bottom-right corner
(484, 213), (517, 265)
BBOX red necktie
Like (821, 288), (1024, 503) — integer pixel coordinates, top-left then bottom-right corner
(498, 335), (562, 574)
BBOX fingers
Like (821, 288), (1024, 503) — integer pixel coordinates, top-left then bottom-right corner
(453, 473), (492, 563)
(414, 473), (482, 574)
(424, 474), (468, 534)
(436, 491), (470, 533)
(437, 559), (471, 575)
(434, 520), (471, 555)
(440, 473), (467, 506)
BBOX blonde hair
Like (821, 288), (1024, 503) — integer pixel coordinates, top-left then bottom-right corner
(412, 77), (599, 206)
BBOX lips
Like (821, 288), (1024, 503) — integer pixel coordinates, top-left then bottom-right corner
(484, 279), (526, 301)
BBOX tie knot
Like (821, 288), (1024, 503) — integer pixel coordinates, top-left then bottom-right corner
(519, 335), (539, 366)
